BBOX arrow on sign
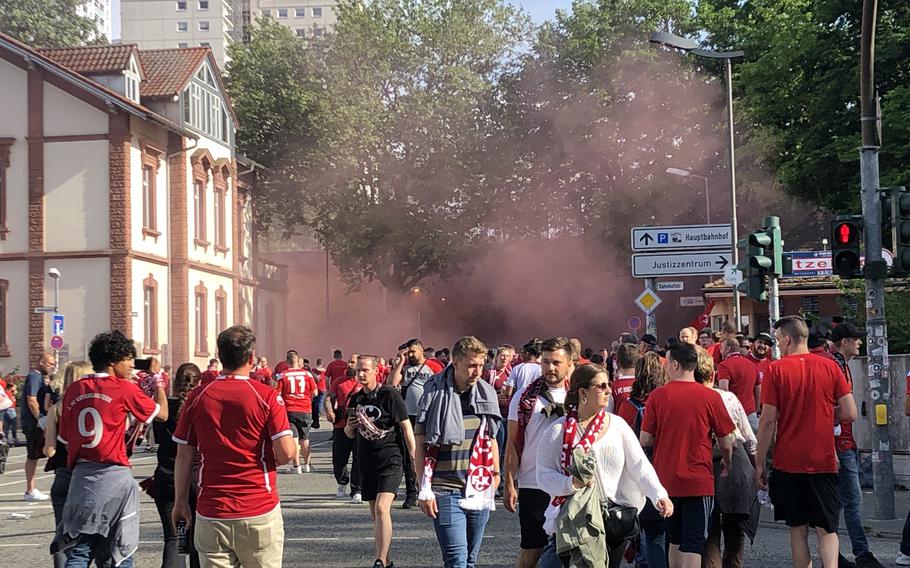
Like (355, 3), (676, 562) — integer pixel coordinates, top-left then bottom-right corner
(715, 256), (729, 270)
(639, 233), (654, 245)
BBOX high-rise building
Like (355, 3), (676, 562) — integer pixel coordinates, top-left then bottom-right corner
(121, 0), (338, 69)
(121, 0), (236, 67)
(77, 0), (113, 41)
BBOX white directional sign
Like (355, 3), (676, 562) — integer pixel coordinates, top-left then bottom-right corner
(631, 224), (732, 252)
(632, 251), (733, 278)
(657, 281), (684, 292)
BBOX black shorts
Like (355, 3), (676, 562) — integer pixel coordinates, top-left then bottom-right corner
(769, 470), (840, 533)
(518, 488), (551, 550)
(666, 496), (713, 554)
(359, 461), (403, 502)
(288, 412), (311, 440)
(24, 423), (44, 460)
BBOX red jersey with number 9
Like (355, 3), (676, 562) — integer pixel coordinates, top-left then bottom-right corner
(58, 373), (160, 469)
(276, 369), (318, 413)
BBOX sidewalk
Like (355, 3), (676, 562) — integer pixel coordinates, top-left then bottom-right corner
(862, 488), (909, 540)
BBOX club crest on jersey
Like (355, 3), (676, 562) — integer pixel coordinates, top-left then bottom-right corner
(276, 395), (285, 406)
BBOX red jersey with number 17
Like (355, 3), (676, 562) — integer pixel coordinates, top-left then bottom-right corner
(58, 373), (160, 469)
(276, 369), (319, 413)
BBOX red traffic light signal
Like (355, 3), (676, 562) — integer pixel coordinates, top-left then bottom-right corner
(835, 222), (859, 245)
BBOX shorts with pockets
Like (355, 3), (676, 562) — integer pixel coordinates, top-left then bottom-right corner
(769, 470), (840, 533)
(288, 412), (311, 441)
(666, 495), (714, 554)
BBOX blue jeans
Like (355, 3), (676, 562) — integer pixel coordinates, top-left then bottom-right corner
(495, 423), (507, 489)
(539, 535), (562, 568)
(2, 407), (16, 439)
(64, 533), (134, 568)
(432, 491), (490, 568)
(838, 448), (869, 558)
(641, 518), (667, 568)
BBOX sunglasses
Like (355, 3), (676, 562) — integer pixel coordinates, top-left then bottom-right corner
(588, 382), (610, 391)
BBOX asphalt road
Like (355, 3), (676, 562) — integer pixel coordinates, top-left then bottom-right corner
(1, 429), (906, 567)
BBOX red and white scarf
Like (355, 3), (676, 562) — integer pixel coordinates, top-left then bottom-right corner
(417, 416), (497, 511)
(543, 406), (607, 533)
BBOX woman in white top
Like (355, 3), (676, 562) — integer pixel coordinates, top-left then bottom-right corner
(536, 363), (673, 568)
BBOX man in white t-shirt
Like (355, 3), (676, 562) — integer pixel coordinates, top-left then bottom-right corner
(503, 339), (543, 398)
(504, 337), (574, 568)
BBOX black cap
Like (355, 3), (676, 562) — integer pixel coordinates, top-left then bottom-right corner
(753, 332), (773, 345)
(640, 333), (658, 347)
(831, 322), (863, 342)
(619, 333), (638, 345)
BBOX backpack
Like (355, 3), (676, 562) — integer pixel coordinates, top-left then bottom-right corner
(626, 397), (646, 437)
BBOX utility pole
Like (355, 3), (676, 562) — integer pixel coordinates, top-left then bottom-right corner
(645, 277), (658, 337)
(859, 0), (895, 519)
(764, 216), (781, 359)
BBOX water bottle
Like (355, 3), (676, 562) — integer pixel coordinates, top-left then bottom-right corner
(176, 520), (190, 554)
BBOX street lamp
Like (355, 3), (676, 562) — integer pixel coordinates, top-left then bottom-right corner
(47, 267), (61, 314)
(666, 167), (711, 223)
(650, 31), (745, 330)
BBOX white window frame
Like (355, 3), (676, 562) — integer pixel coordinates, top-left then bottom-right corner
(198, 0), (209, 10)
(295, 7), (306, 17)
(312, 6), (322, 17)
(198, 20), (210, 31)
(176, 0), (186, 11)
(296, 28), (306, 37)
(277, 7), (288, 18)
(177, 21), (188, 32)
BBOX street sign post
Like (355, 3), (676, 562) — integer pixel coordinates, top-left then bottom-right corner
(634, 289), (662, 314)
(631, 224), (732, 252)
(627, 316), (642, 331)
(50, 335), (64, 351)
(680, 296), (706, 307)
(53, 314), (64, 336)
(656, 281), (684, 292)
(632, 251), (733, 278)
(33, 307), (55, 314)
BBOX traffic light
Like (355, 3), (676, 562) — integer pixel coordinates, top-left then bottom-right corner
(830, 216), (863, 278)
(885, 186), (910, 275)
(736, 217), (784, 302)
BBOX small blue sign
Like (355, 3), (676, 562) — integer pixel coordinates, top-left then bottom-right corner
(657, 233), (669, 244)
(628, 316), (642, 331)
(53, 314), (64, 336)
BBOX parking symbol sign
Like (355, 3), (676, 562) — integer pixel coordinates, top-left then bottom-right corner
(657, 232), (669, 244)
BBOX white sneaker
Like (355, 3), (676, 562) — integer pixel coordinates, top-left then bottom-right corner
(351, 493), (363, 503)
(294, 465), (302, 474)
(302, 464), (311, 473)
(336, 485), (348, 499)
(23, 489), (49, 501)
(896, 552), (910, 566)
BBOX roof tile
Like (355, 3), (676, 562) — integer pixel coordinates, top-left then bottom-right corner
(37, 44), (140, 76)
(139, 48), (210, 98)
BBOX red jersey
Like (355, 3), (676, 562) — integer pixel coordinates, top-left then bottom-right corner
(425, 359), (445, 374)
(173, 375), (292, 519)
(276, 368), (318, 413)
(618, 397), (642, 430)
(59, 373), (159, 469)
(642, 381), (735, 497)
(748, 354), (772, 386)
(315, 369), (327, 390)
(377, 364), (391, 384)
(716, 353), (759, 415)
(274, 361), (290, 375)
(324, 359), (349, 388)
(201, 369), (220, 385)
(485, 366), (512, 416)
(762, 353), (851, 474)
(611, 375), (635, 411)
(328, 376), (361, 428)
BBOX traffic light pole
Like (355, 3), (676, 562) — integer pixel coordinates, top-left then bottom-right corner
(860, 0), (895, 520)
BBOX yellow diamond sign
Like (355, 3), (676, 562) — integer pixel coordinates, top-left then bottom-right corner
(634, 289), (662, 314)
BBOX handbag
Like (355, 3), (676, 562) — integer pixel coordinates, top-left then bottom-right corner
(601, 500), (640, 548)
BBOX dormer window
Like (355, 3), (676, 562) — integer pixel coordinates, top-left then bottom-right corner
(181, 61), (231, 143)
(124, 55), (141, 103)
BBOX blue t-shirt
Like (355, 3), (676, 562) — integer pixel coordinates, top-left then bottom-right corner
(18, 369), (44, 427)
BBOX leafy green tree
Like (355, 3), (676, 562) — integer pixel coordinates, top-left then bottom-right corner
(298, 0), (530, 292)
(0, 0), (100, 47)
(225, 18), (322, 227)
(697, 0), (910, 211)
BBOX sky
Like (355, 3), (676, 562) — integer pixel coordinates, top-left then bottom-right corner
(111, 0), (575, 40)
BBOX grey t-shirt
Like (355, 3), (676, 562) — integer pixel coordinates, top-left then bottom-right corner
(402, 363), (437, 416)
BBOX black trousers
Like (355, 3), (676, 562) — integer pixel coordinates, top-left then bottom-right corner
(332, 427), (361, 494)
(153, 467), (200, 568)
(399, 416), (417, 497)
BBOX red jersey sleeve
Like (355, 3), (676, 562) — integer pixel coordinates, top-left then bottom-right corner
(709, 390), (736, 438)
(267, 390), (292, 440)
(426, 360), (444, 374)
(762, 365), (780, 408)
(715, 361), (732, 382)
(833, 366), (851, 399)
(173, 390), (198, 446)
(124, 380), (160, 424)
